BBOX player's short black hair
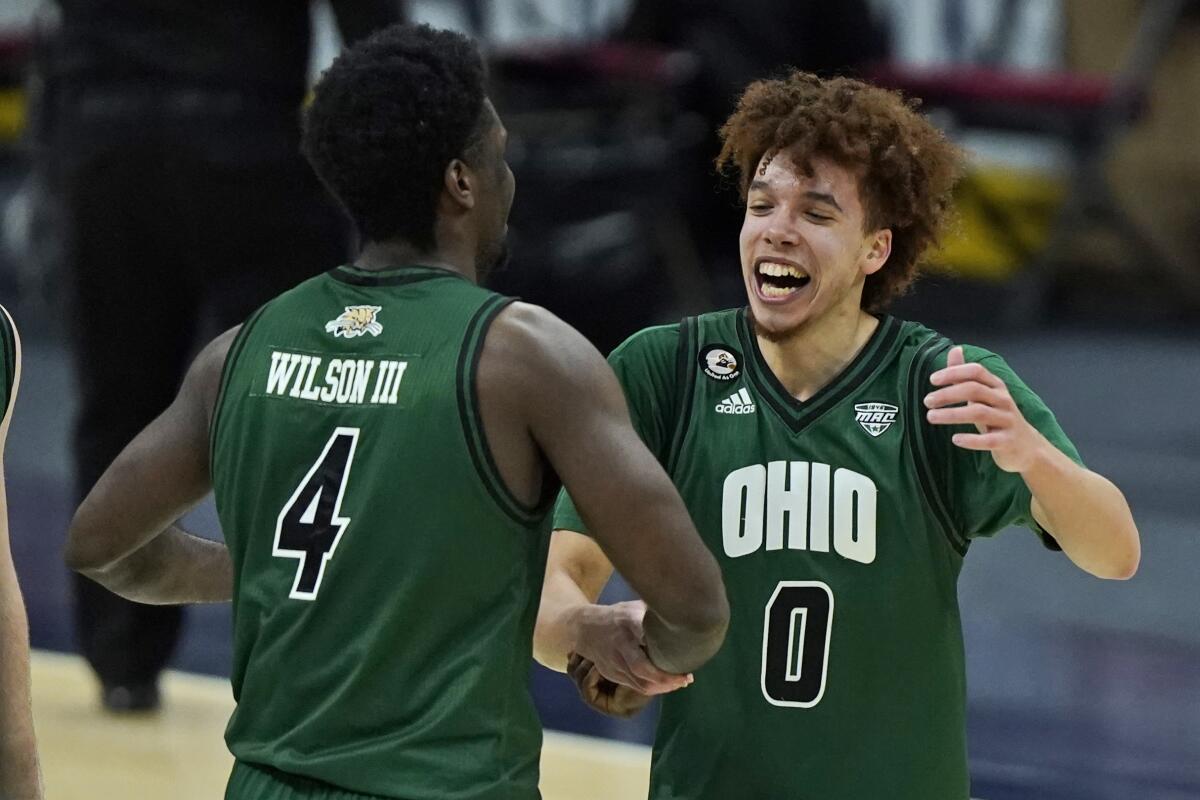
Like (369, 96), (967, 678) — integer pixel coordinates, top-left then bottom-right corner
(302, 23), (489, 249)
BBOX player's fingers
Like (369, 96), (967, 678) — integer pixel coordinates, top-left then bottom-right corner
(612, 650), (664, 693)
(949, 432), (1005, 450)
(567, 653), (594, 687)
(610, 685), (654, 718)
(929, 362), (1004, 390)
(926, 404), (1008, 429)
(924, 381), (1003, 409)
(624, 648), (689, 693)
(946, 345), (965, 368)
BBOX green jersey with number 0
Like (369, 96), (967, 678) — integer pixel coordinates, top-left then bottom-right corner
(212, 265), (552, 800)
(555, 308), (1081, 800)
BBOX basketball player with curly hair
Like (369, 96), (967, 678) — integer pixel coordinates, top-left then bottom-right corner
(535, 71), (1140, 799)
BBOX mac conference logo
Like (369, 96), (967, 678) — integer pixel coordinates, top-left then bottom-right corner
(854, 402), (898, 437)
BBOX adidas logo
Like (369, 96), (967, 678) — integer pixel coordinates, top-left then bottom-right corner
(716, 388), (756, 415)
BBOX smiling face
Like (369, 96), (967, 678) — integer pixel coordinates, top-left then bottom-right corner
(740, 151), (892, 341)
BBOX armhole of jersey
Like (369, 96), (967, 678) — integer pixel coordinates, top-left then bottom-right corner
(0, 304), (19, 429)
(208, 305), (269, 470)
(664, 316), (698, 475)
(904, 335), (968, 557)
(457, 295), (548, 527)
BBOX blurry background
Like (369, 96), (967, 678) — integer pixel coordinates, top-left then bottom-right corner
(0, 1), (1197, 799)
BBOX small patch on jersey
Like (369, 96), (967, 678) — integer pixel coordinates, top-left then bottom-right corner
(854, 402), (898, 437)
(699, 344), (742, 381)
(325, 305), (383, 338)
(716, 387), (756, 414)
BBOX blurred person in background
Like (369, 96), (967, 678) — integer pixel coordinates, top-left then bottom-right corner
(65, 23), (727, 800)
(30, 0), (404, 712)
(620, 0), (888, 300)
(536, 71), (1141, 800)
(0, 305), (42, 799)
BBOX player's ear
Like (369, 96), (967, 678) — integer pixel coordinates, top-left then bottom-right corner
(860, 228), (892, 276)
(443, 158), (477, 211)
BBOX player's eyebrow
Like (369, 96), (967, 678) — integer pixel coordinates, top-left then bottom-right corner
(804, 191), (843, 212)
(749, 181), (843, 213)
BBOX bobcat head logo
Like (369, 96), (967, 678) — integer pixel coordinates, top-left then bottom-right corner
(325, 305), (383, 338)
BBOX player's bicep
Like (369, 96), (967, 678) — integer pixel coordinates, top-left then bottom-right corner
(516, 314), (717, 624)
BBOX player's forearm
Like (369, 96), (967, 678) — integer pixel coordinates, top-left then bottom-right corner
(533, 569), (596, 672)
(73, 526), (233, 605)
(0, 569), (43, 800)
(1023, 443), (1139, 580)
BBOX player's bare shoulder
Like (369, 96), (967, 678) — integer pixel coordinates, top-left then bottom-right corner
(188, 326), (242, 426)
(478, 301), (610, 403)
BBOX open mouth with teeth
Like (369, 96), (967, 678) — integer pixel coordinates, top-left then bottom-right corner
(755, 260), (812, 300)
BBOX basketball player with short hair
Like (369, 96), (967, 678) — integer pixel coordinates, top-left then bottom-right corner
(65, 24), (727, 800)
(0, 305), (43, 799)
(535, 71), (1140, 799)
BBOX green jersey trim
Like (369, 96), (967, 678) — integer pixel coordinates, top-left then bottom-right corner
(0, 304), (15, 421)
(328, 264), (471, 287)
(665, 316), (699, 474)
(737, 310), (904, 434)
(209, 305), (270, 470)
(456, 295), (550, 526)
(904, 333), (967, 556)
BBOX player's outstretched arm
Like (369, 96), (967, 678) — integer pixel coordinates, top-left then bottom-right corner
(65, 329), (239, 604)
(0, 313), (44, 799)
(926, 346), (1140, 579)
(535, 529), (689, 697)
(481, 304), (729, 675)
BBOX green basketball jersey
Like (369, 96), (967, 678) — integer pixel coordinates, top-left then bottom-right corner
(0, 304), (16, 424)
(555, 308), (1082, 800)
(212, 265), (553, 800)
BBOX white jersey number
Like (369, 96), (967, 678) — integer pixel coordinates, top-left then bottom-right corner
(272, 427), (360, 600)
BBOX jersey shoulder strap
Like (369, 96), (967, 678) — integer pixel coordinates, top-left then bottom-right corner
(901, 330), (968, 556)
(209, 303), (271, 468)
(456, 293), (550, 526)
(664, 314), (700, 474)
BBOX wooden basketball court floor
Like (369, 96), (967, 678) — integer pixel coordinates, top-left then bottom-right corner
(30, 651), (652, 800)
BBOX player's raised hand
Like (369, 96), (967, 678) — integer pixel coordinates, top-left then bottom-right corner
(567, 654), (655, 719)
(925, 346), (1045, 473)
(572, 600), (693, 695)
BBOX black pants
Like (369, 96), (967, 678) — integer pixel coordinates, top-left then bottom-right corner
(50, 86), (349, 687)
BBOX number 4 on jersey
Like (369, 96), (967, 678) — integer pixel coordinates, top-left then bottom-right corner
(273, 428), (360, 600)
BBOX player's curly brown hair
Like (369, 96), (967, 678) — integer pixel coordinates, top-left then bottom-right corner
(716, 71), (965, 312)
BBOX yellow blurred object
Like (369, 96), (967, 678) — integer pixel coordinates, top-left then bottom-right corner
(0, 87), (24, 144)
(931, 166), (1066, 280)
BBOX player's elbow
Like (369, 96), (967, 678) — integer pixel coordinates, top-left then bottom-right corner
(64, 508), (118, 576)
(1098, 536), (1140, 581)
(1081, 522), (1140, 581)
(673, 580), (731, 653)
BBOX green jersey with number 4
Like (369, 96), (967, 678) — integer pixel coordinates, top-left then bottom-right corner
(211, 265), (552, 800)
(555, 308), (1081, 800)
